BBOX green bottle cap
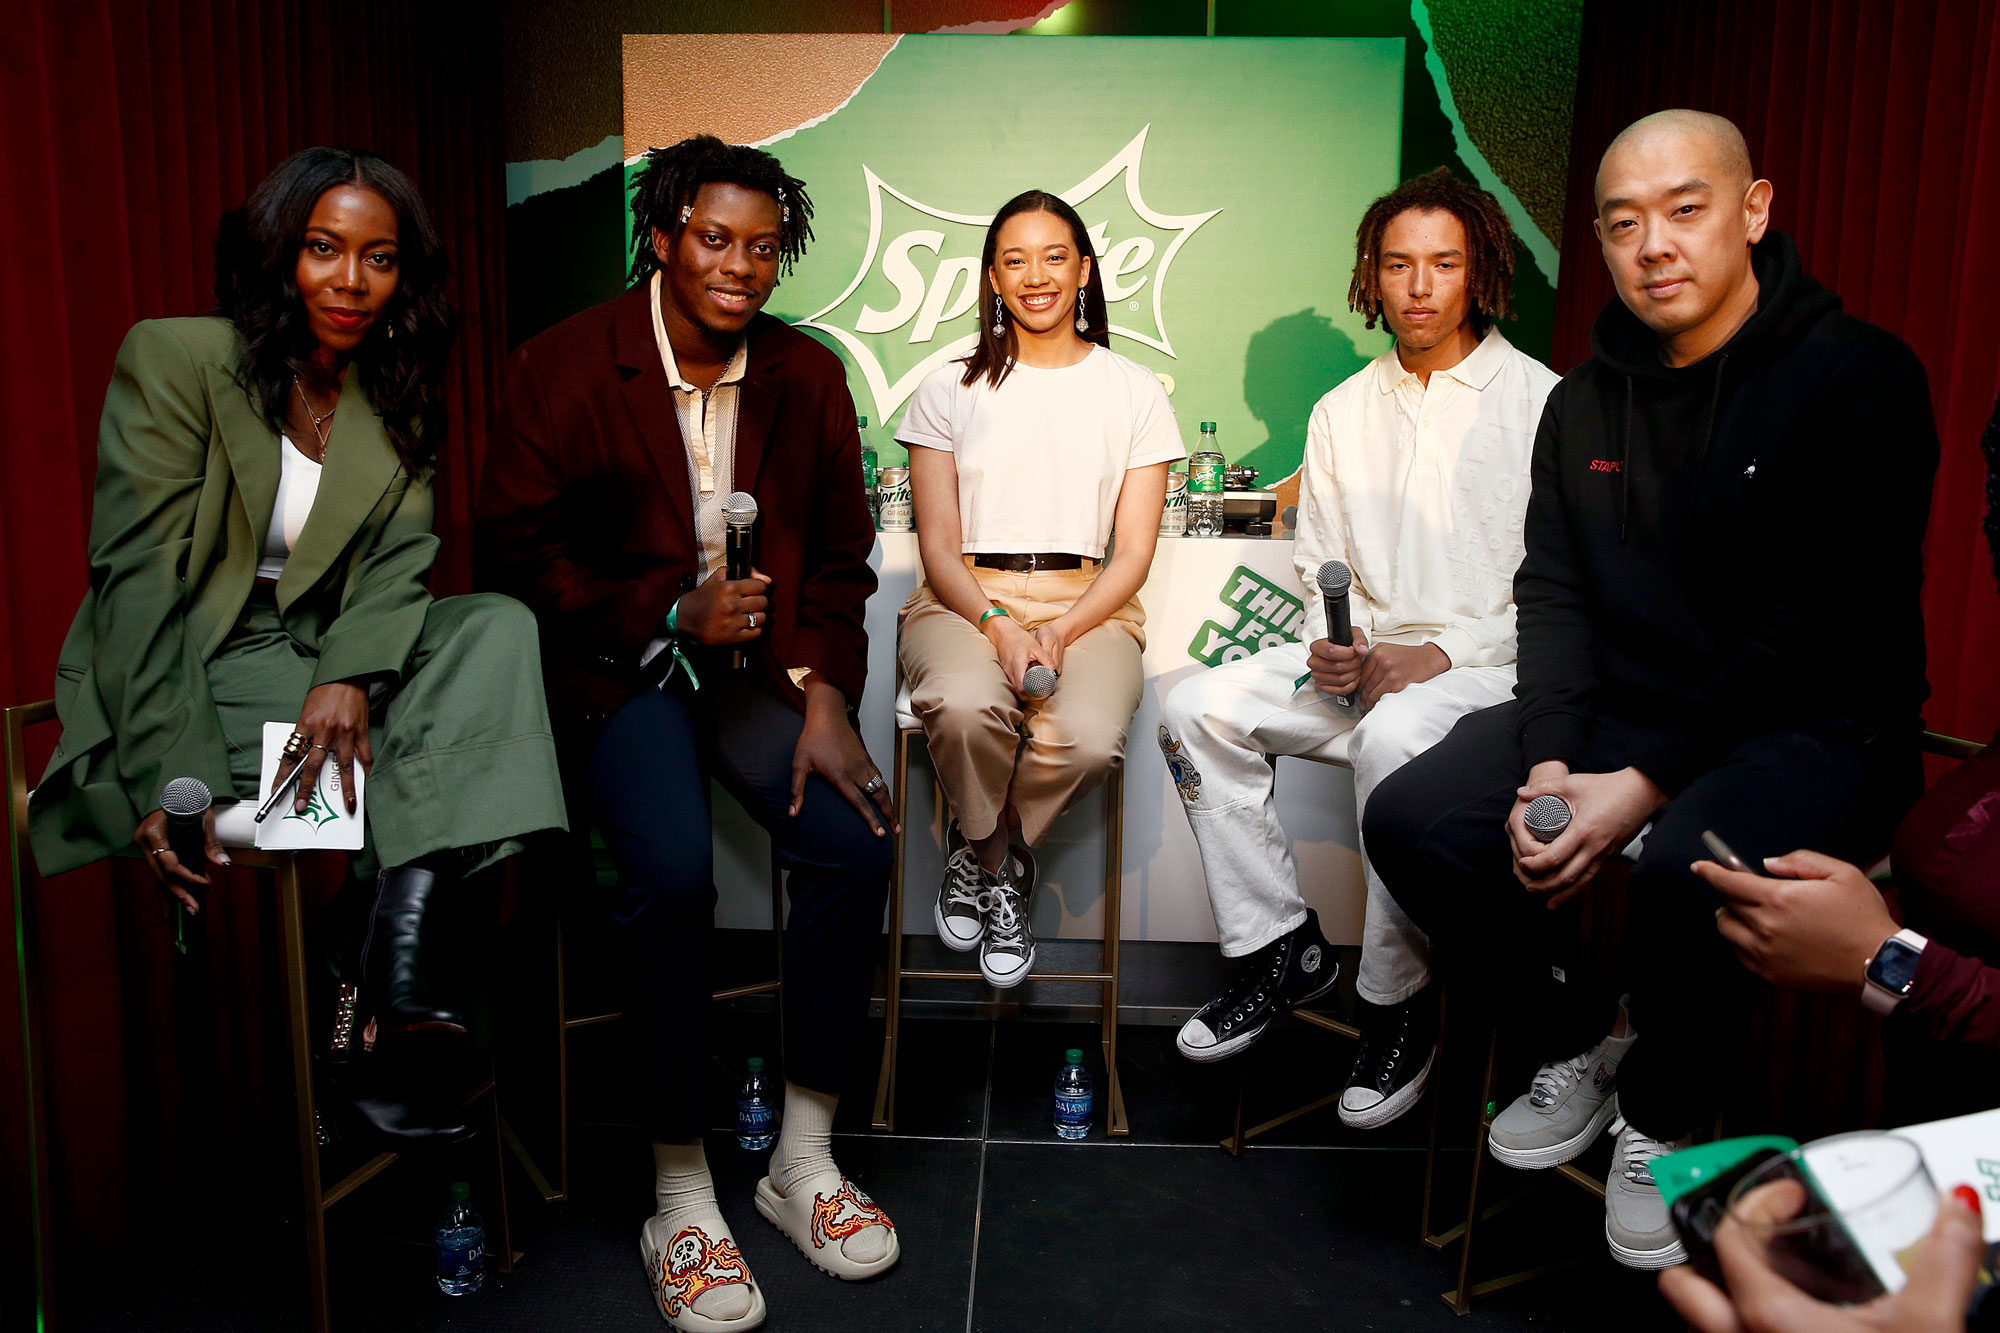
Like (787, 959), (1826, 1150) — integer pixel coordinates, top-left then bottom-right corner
(1065, 1048), (1083, 1064)
(450, 1180), (471, 1201)
(746, 1056), (765, 1073)
(1200, 421), (1216, 431)
(856, 416), (868, 428)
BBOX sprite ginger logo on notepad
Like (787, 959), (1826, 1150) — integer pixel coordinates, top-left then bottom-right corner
(284, 779), (343, 831)
(1190, 566), (1306, 666)
(800, 126), (1220, 427)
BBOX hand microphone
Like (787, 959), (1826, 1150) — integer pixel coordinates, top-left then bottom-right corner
(160, 776), (212, 871)
(723, 491), (758, 670)
(1021, 664), (1059, 699)
(1523, 794), (1573, 843)
(1316, 560), (1358, 711)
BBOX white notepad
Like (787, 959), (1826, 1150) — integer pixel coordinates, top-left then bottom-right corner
(254, 720), (366, 850)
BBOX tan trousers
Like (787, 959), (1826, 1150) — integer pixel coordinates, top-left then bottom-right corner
(899, 557), (1145, 847)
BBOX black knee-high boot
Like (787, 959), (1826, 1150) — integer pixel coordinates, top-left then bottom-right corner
(360, 856), (466, 1036)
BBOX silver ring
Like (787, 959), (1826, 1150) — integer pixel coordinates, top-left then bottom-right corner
(747, 611), (760, 629)
(862, 774), (884, 794)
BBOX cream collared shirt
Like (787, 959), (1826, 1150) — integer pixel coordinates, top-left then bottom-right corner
(1292, 327), (1560, 668)
(640, 276), (811, 688)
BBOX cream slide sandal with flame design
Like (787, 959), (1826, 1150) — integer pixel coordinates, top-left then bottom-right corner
(640, 1216), (767, 1330)
(753, 1169), (901, 1280)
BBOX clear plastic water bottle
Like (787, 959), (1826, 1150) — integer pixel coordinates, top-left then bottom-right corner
(1188, 422), (1225, 537)
(1053, 1048), (1092, 1140)
(737, 1056), (776, 1150)
(858, 415), (880, 530)
(435, 1181), (486, 1295)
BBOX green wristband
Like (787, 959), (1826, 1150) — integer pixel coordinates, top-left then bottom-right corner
(978, 606), (1010, 627)
(665, 596), (682, 636)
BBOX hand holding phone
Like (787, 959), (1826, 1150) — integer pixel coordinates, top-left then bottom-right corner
(1701, 829), (1763, 875)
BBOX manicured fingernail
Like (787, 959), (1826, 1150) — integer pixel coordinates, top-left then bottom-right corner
(1953, 1184), (1982, 1215)
(218, 853), (232, 865)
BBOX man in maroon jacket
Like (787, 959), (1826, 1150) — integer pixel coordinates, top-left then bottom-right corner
(478, 136), (900, 1328)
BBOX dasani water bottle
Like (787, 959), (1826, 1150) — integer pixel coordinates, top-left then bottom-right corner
(737, 1056), (777, 1150)
(1053, 1048), (1092, 1140)
(435, 1180), (486, 1295)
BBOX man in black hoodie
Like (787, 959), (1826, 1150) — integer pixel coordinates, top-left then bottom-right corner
(1363, 110), (1938, 1269)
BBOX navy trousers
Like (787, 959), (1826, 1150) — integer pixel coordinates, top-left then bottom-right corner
(588, 669), (891, 1141)
(1363, 701), (1914, 1140)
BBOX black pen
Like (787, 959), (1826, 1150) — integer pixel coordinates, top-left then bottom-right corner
(253, 754), (308, 823)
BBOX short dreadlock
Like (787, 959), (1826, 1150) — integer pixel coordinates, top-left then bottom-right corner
(627, 134), (815, 285)
(1347, 167), (1519, 335)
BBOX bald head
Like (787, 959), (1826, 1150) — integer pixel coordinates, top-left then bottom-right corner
(1596, 110), (1754, 208)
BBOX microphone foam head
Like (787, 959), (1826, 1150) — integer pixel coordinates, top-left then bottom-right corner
(1316, 560), (1352, 599)
(1523, 794), (1572, 840)
(722, 491), (759, 525)
(161, 776), (213, 818)
(1021, 664), (1058, 699)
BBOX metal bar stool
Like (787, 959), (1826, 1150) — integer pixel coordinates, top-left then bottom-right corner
(1218, 733), (1361, 1156)
(4, 699), (514, 1333)
(872, 671), (1130, 1136)
(530, 820), (787, 1203)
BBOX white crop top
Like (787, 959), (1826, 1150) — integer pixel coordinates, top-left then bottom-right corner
(256, 436), (323, 581)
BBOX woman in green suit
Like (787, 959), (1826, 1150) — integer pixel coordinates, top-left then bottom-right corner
(29, 148), (567, 1137)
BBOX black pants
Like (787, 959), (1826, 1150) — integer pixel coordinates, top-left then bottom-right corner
(588, 669), (892, 1141)
(1362, 701), (1911, 1140)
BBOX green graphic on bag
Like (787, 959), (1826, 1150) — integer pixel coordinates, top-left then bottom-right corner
(1190, 566), (1306, 667)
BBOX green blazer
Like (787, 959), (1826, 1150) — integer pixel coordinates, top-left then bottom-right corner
(30, 317), (438, 876)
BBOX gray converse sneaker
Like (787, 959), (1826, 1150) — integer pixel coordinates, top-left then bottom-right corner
(1487, 1028), (1634, 1169)
(1604, 1120), (1690, 1270)
(934, 825), (986, 952)
(977, 849), (1037, 989)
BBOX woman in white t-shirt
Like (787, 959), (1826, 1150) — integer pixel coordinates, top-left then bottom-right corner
(897, 189), (1183, 988)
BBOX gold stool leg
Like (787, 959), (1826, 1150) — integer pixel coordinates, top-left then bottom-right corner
(5, 700), (56, 1327)
(276, 855), (332, 1333)
(1443, 1027), (1501, 1314)
(1100, 767), (1128, 1137)
(872, 726), (912, 1130)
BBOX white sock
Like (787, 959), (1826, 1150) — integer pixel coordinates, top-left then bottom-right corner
(768, 1083), (891, 1264)
(651, 1140), (753, 1321)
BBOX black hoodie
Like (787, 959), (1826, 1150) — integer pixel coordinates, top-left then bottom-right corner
(1514, 230), (1938, 794)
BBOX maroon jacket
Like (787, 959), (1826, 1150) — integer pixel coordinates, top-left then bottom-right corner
(475, 286), (877, 746)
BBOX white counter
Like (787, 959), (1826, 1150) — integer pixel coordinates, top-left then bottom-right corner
(710, 531), (1363, 945)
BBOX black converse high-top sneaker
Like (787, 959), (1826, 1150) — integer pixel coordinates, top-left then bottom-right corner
(1176, 910), (1337, 1062)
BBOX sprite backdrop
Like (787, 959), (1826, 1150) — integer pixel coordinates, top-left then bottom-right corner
(624, 36), (1405, 480)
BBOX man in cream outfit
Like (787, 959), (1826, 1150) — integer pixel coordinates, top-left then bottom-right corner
(1161, 169), (1557, 1128)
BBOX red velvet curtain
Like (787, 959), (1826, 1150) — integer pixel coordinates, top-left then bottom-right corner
(1552, 0), (2000, 748)
(0, 0), (509, 1298)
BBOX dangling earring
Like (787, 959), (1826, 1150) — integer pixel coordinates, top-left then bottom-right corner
(991, 294), (1006, 338)
(1075, 296), (1089, 334)
(385, 317), (396, 341)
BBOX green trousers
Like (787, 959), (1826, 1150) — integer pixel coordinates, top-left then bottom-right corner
(206, 590), (567, 877)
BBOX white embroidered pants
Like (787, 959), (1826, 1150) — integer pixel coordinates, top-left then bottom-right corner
(1158, 642), (1517, 1005)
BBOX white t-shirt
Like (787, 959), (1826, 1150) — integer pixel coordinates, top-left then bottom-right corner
(897, 345), (1184, 559)
(256, 435), (323, 581)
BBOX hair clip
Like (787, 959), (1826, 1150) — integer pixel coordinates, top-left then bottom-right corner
(679, 204), (692, 225)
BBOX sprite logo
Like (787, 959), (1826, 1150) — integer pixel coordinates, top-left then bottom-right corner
(1189, 566), (1306, 666)
(801, 126), (1220, 426)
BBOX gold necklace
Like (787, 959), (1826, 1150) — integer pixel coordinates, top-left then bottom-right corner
(294, 377), (336, 457)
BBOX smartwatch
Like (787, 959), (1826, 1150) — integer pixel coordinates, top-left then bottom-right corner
(1861, 928), (1929, 1016)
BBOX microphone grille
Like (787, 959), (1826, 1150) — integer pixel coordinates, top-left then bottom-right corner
(1021, 664), (1058, 699)
(161, 776), (213, 818)
(1523, 794), (1572, 839)
(1316, 560), (1352, 599)
(722, 491), (759, 524)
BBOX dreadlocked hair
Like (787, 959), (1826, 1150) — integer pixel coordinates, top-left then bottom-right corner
(1347, 167), (1519, 335)
(627, 135), (814, 284)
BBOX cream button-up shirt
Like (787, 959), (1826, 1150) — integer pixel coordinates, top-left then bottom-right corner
(1292, 327), (1560, 668)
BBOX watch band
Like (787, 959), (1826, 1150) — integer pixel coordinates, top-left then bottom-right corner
(1861, 927), (1929, 1016)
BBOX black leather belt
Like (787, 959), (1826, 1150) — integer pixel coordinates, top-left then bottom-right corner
(972, 552), (1091, 572)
